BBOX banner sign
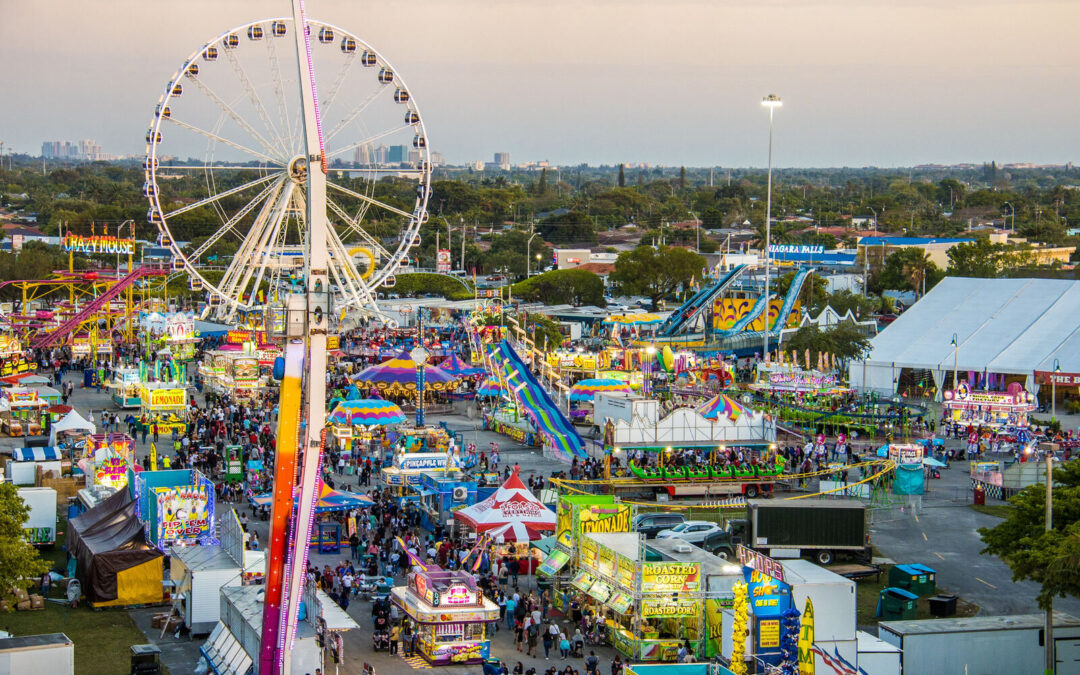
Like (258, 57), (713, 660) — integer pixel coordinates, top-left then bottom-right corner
(737, 544), (787, 583)
(578, 504), (632, 535)
(799, 597), (816, 675)
(1036, 371), (1080, 387)
(147, 388), (186, 409)
(641, 598), (698, 618)
(398, 453), (451, 471)
(95, 457), (128, 490)
(61, 233), (134, 255)
(154, 478), (214, 545)
(769, 244), (824, 255)
(437, 249), (452, 273)
(641, 562), (701, 593)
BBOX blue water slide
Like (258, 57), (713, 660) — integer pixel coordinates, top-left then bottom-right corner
(718, 291), (770, 336)
(492, 340), (586, 458)
(657, 264), (747, 337)
(771, 268), (810, 331)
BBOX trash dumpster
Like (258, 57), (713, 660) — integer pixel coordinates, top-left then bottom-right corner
(876, 587), (919, 620)
(973, 485), (986, 505)
(928, 594), (958, 617)
(889, 564), (937, 596)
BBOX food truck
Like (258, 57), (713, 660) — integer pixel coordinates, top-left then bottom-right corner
(390, 569), (500, 666)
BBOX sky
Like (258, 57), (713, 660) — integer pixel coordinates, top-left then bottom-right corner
(1, 0), (1078, 167)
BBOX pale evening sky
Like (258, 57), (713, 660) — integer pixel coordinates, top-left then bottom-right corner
(1, 0), (1077, 167)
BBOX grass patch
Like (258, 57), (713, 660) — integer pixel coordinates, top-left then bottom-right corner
(0, 600), (154, 675)
(852, 563), (979, 625)
(971, 504), (1013, 519)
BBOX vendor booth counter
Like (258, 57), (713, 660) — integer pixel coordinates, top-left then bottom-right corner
(390, 569), (499, 666)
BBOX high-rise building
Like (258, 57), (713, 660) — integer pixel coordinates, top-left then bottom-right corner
(375, 144), (389, 164)
(493, 152), (510, 170)
(41, 139), (104, 160)
(353, 144), (372, 165)
(388, 145), (408, 163)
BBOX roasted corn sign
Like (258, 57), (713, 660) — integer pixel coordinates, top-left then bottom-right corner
(640, 562), (701, 593)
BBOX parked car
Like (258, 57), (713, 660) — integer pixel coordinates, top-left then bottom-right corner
(656, 520), (724, 544)
(633, 512), (686, 539)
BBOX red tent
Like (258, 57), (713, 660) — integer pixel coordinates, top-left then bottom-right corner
(454, 468), (556, 533)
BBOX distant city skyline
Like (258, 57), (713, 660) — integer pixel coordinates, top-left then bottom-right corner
(2, 0), (1078, 167)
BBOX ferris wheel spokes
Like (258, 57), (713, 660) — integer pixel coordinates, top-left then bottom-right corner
(324, 85), (390, 143)
(185, 75), (282, 159)
(188, 180), (283, 262)
(222, 43), (291, 156)
(326, 180), (414, 219)
(165, 116), (281, 165)
(325, 198), (392, 259)
(162, 173), (280, 220)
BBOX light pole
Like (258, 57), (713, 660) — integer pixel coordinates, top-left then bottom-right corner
(689, 210), (700, 252)
(411, 344), (430, 427)
(644, 346), (657, 397)
(1052, 358), (1061, 422)
(1003, 202), (1015, 232)
(951, 333), (959, 392)
(526, 232), (540, 278)
(761, 94), (782, 361)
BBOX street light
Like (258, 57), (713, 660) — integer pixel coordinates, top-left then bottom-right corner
(526, 232), (540, 278)
(1002, 201), (1015, 232)
(951, 333), (959, 393)
(644, 345), (657, 397)
(410, 345), (430, 427)
(761, 94), (782, 361)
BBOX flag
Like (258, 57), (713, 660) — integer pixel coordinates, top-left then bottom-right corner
(395, 536), (428, 571)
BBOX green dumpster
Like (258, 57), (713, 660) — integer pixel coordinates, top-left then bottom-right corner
(876, 587), (919, 619)
(889, 564), (937, 596)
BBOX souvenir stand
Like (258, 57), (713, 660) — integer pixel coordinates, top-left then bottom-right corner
(0, 387), (48, 436)
(390, 568), (500, 666)
(140, 383), (190, 436)
(942, 381), (1035, 431)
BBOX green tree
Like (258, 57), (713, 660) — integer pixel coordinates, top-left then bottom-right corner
(878, 247), (943, 296)
(618, 164), (626, 188)
(524, 312), (565, 351)
(610, 245), (705, 309)
(0, 483), (50, 604)
(510, 269), (606, 307)
(980, 460), (1080, 608)
(679, 166), (687, 190)
(946, 239), (1033, 278)
(781, 322), (871, 370)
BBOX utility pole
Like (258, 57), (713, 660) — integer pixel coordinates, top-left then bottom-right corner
(1046, 449), (1055, 675)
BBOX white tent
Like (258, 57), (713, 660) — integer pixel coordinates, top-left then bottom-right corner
(850, 277), (1080, 396)
(49, 409), (97, 446)
(454, 468), (556, 533)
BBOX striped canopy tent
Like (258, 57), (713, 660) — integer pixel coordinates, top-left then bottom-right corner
(569, 378), (634, 402)
(438, 352), (485, 379)
(250, 483), (374, 513)
(327, 399), (406, 427)
(697, 393), (749, 421)
(350, 350), (460, 396)
(602, 313), (662, 326)
(476, 377), (506, 398)
(487, 520), (546, 543)
(453, 467), (556, 533)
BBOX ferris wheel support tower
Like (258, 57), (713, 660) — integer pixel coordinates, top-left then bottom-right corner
(259, 0), (331, 673)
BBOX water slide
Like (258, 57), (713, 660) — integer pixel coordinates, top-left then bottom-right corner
(770, 268), (810, 332)
(656, 264), (747, 337)
(30, 266), (168, 349)
(719, 291), (770, 336)
(490, 338), (587, 459)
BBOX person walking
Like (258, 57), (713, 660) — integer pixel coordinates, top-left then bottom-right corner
(389, 622), (400, 655)
(542, 623), (554, 660)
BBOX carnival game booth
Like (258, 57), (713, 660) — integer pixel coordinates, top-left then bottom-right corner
(942, 381), (1035, 431)
(327, 399), (406, 456)
(454, 468), (556, 573)
(413, 472), (478, 532)
(140, 383), (190, 436)
(4, 446), (63, 485)
(65, 487), (165, 608)
(129, 467), (216, 550)
(0, 387), (48, 436)
(390, 568), (500, 666)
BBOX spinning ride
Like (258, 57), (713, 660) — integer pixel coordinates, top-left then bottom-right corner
(144, 16), (431, 324)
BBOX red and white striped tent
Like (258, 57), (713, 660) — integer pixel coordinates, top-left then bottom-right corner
(453, 468), (556, 533)
(486, 521), (546, 543)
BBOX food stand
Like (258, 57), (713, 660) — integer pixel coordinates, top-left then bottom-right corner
(390, 569), (499, 666)
(140, 384), (189, 436)
(942, 382), (1035, 431)
(0, 388), (48, 436)
(109, 368), (143, 408)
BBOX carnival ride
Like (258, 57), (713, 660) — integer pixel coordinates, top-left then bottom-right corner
(144, 14), (432, 326)
(656, 264), (747, 337)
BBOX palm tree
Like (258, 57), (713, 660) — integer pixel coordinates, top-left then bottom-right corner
(902, 250), (933, 298)
(752, 221), (793, 248)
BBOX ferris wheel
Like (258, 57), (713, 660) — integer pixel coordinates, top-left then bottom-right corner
(143, 17), (430, 324)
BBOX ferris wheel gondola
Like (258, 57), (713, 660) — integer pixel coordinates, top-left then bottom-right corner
(143, 17), (431, 325)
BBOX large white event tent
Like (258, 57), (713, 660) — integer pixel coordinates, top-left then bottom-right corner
(849, 277), (1080, 398)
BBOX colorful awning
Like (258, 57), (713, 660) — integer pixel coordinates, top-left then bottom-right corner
(327, 399), (406, 427)
(569, 378), (634, 402)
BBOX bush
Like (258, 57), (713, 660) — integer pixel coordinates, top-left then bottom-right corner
(391, 273), (473, 300)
